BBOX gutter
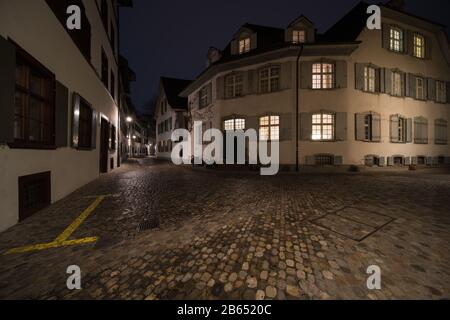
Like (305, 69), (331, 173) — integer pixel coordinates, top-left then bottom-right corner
(295, 44), (304, 172)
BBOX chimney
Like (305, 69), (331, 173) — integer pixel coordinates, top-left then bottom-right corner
(385, 0), (406, 11)
(207, 47), (222, 67)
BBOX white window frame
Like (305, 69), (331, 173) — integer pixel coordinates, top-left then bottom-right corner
(292, 30), (306, 44)
(259, 116), (280, 141)
(312, 63), (334, 90)
(416, 77), (424, 100)
(259, 66), (280, 93)
(225, 74), (244, 98)
(239, 38), (251, 54)
(391, 71), (402, 96)
(389, 27), (403, 52)
(364, 66), (376, 92)
(436, 81), (447, 103)
(398, 116), (407, 143)
(413, 34), (425, 59)
(312, 113), (334, 141)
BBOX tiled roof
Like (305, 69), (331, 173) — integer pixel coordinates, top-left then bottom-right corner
(161, 77), (192, 109)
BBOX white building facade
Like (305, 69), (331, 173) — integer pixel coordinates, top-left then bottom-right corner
(0, 0), (132, 232)
(180, 2), (450, 169)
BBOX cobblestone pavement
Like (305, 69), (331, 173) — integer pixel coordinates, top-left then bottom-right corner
(0, 159), (449, 300)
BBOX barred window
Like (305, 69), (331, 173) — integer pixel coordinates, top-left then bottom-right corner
(259, 66), (280, 93)
(312, 113), (334, 141)
(259, 116), (279, 141)
(312, 63), (334, 89)
(225, 74), (243, 98)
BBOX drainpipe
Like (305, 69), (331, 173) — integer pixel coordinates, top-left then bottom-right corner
(295, 44), (304, 172)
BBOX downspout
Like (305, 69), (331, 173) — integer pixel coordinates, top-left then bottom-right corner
(295, 44), (304, 172)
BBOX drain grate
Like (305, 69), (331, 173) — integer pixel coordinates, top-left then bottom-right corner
(139, 217), (160, 231)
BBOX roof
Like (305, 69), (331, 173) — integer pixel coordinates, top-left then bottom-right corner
(160, 77), (192, 109)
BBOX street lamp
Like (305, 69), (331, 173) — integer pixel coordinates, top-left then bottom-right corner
(127, 116), (133, 158)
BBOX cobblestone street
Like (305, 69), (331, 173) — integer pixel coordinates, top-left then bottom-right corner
(0, 159), (449, 300)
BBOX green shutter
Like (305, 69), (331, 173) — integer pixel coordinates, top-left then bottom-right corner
(300, 61), (312, 89)
(378, 156), (385, 167)
(280, 113), (292, 141)
(406, 118), (412, 143)
(354, 63), (365, 91)
(390, 114), (399, 143)
(384, 69), (392, 95)
(335, 112), (347, 141)
(425, 35), (432, 60)
(427, 78), (436, 101)
(55, 81), (69, 147)
(387, 156), (394, 166)
(230, 40), (238, 55)
(299, 113), (312, 140)
(247, 69), (258, 94)
(335, 61), (347, 89)
(382, 24), (390, 49)
(355, 113), (365, 141)
(408, 74), (416, 98)
(0, 36), (16, 144)
(280, 61), (292, 90)
(371, 112), (381, 142)
(216, 76), (225, 100)
(406, 31), (414, 56)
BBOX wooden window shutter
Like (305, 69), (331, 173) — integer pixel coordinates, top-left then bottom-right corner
(402, 72), (408, 97)
(299, 113), (312, 140)
(355, 113), (365, 141)
(216, 76), (225, 100)
(406, 118), (413, 143)
(335, 112), (347, 141)
(334, 156), (343, 165)
(381, 24), (390, 49)
(55, 81), (69, 147)
(390, 114), (399, 143)
(230, 40), (238, 55)
(447, 82), (450, 104)
(354, 63), (365, 91)
(299, 61), (312, 89)
(427, 78), (436, 101)
(250, 33), (258, 51)
(384, 69), (392, 95)
(280, 113), (292, 141)
(91, 110), (97, 149)
(207, 82), (213, 105)
(408, 74), (416, 98)
(335, 61), (347, 89)
(425, 35), (432, 60)
(280, 61), (292, 90)
(0, 36), (16, 144)
(246, 70), (258, 95)
(371, 112), (381, 142)
(378, 156), (386, 167)
(71, 93), (81, 148)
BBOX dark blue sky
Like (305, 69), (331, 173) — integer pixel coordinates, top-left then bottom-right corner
(119, 0), (450, 114)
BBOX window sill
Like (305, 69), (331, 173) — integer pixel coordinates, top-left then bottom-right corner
(8, 142), (57, 150)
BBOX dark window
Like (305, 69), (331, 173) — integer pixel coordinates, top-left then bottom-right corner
(394, 157), (404, 166)
(13, 45), (55, 148)
(315, 154), (334, 166)
(101, 48), (109, 88)
(18, 171), (51, 221)
(110, 71), (115, 100)
(110, 125), (116, 150)
(78, 99), (93, 148)
(417, 156), (426, 165)
(101, 0), (109, 32)
(45, 0), (91, 61)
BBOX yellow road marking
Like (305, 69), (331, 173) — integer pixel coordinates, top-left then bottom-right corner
(4, 195), (107, 255)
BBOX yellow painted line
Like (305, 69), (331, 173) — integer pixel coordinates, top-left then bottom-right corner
(54, 195), (105, 243)
(4, 237), (98, 255)
(4, 195), (107, 255)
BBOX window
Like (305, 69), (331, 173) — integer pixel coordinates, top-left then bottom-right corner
(259, 66), (280, 93)
(239, 38), (251, 54)
(110, 71), (115, 100)
(110, 125), (116, 150)
(78, 98), (93, 148)
(224, 118), (246, 131)
(435, 119), (448, 145)
(199, 85), (209, 108)
(14, 49), (55, 147)
(312, 113), (334, 141)
(293, 30), (306, 44)
(259, 116), (279, 141)
(364, 66), (376, 92)
(101, 48), (109, 89)
(397, 117), (407, 143)
(389, 27), (403, 52)
(416, 77), (425, 100)
(312, 63), (334, 89)
(413, 34), (425, 59)
(436, 81), (446, 103)
(364, 114), (372, 141)
(414, 117), (428, 144)
(225, 74), (243, 98)
(391, 71), (402, 96)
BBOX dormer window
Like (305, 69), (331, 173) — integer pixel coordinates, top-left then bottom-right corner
(413, 34), (425, 59)
(239, 38), (251, 54)
(293, 30), (306, 44)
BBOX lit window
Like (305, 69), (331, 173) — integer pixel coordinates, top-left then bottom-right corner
(416, 77), (424, 100)
(259, 66), (280, 93)
(364, 67), (376, 92)
(312, 63), (334, 89)
(436, 81), (447, 103)
(259, 116), (279, 141)
(225, 74), (243, 98)
(239, 38), (251, 54)
(312, 113), (334, 141)
(391, 72), (402, 96)
(389, 27), (403, 52)
(293, 30), (306, 44)
(413, 34), (425, 59)
(224, 118), (246, 131)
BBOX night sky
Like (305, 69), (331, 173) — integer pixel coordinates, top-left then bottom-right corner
(119, 0), (450, 115)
